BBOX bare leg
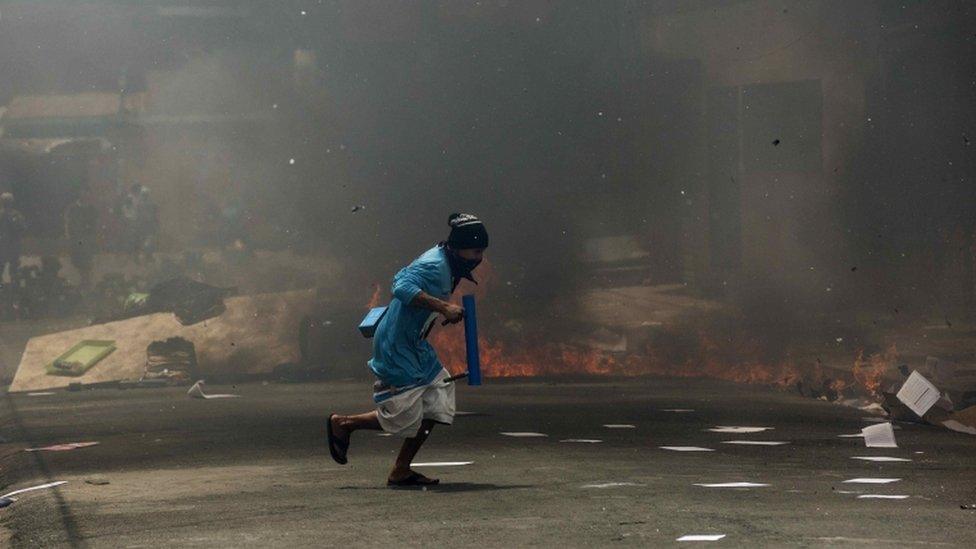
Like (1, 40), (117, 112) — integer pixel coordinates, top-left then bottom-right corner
(389, 419), (437, 482)
(331, 410), (381, 443)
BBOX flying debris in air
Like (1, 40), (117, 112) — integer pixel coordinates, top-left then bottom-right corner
(772, 139), (781, 146)
(351, 205), (366, 213)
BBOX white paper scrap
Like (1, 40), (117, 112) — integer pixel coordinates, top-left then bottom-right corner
(661, 446), (715, 452)
(707, 426), (773, 434)
(851, 456), (911, 462)
(27, 392), (56, 396)
(411, 462), (473, 467)
(721, 440), (789, 446)
(896, 371), (941, 417)
(1, 481), (67, 499)
(677, 534), (726, 542)
(187, 380), (240, 400)
(694, 482), (769, 488)
(560, 439), (603, 443)
(843, 478), (901, 484)
(500, 432), (548, 437)
(603, 424), (636, 429)
(838, 433), (864, 438)
(857, 494), (909, 499)
(582, 482), (644, 489)
(862, 422), (897, 448)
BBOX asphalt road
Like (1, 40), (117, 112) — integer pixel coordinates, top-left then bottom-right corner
(1, 378), (975, 547)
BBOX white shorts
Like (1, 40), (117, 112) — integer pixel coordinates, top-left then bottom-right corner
(375, 369), (456, 438)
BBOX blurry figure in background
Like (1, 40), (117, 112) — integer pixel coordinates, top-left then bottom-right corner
(121, 184), (159, 263)
(120, 183), (141, 257)
(0, 192), (27, 285)
(64, 189), (100, 289)
(218, 196), (252, 260)
(134, 185), (159, 263)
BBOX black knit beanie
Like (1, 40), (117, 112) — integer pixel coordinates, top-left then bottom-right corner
(447, 213), (489, 249)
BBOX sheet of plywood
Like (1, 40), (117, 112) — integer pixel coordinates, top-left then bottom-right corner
(10, 289), (319, 392)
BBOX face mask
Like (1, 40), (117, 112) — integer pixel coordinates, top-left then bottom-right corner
(447, 249), (481, 279)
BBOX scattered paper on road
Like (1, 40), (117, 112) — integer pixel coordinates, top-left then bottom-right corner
(26, 442), (99, 452)
(843, 478), (901, 484)
(560, 439), (603, 443)
(411, 462), (473, 467)
(500, 432), (548, 437)
(27, 392), (56, 396)
(677, 534), (726, 542)
(1, 481), (68, 499)
(896, 371), (940, 417)
(603, 424), (636, 429)
(187, 380), (240, 400)
(721, 440), (789, 446)
(857, 494), (909, 499)
(694, 482), (769, 488)
(661, 446), (715, 452)
(707, 426), (773, 434)
(581, 482), (645, 489)
(851, 456), (911, 462)
(862, 422), (897, 448)
(838, 433), (864, 438)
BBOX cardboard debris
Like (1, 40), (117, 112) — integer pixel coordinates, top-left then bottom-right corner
(942, 419), (976, 435)
(943, 404), (976, 435)
(862, 422), (897, 448)
(896, 371), (941, 417)
(10, 289), (320, 392)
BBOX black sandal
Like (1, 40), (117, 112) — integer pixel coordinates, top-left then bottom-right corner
(387, 471), (440, 488)
(326, 413), (349, 465)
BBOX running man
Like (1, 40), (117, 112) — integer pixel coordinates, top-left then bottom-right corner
(327, 213), (488, 487)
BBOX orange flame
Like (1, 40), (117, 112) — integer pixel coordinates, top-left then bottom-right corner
(368, 257), (885, 399)
(852, 344), (897, 396)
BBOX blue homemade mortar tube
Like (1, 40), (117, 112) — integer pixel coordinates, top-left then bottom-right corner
(462, 294), (482, 386)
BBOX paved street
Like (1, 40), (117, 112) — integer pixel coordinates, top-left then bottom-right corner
(2, 378), (975, 547)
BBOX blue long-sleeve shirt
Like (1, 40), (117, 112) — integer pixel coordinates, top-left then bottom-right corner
(369, 246), (453, 387)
